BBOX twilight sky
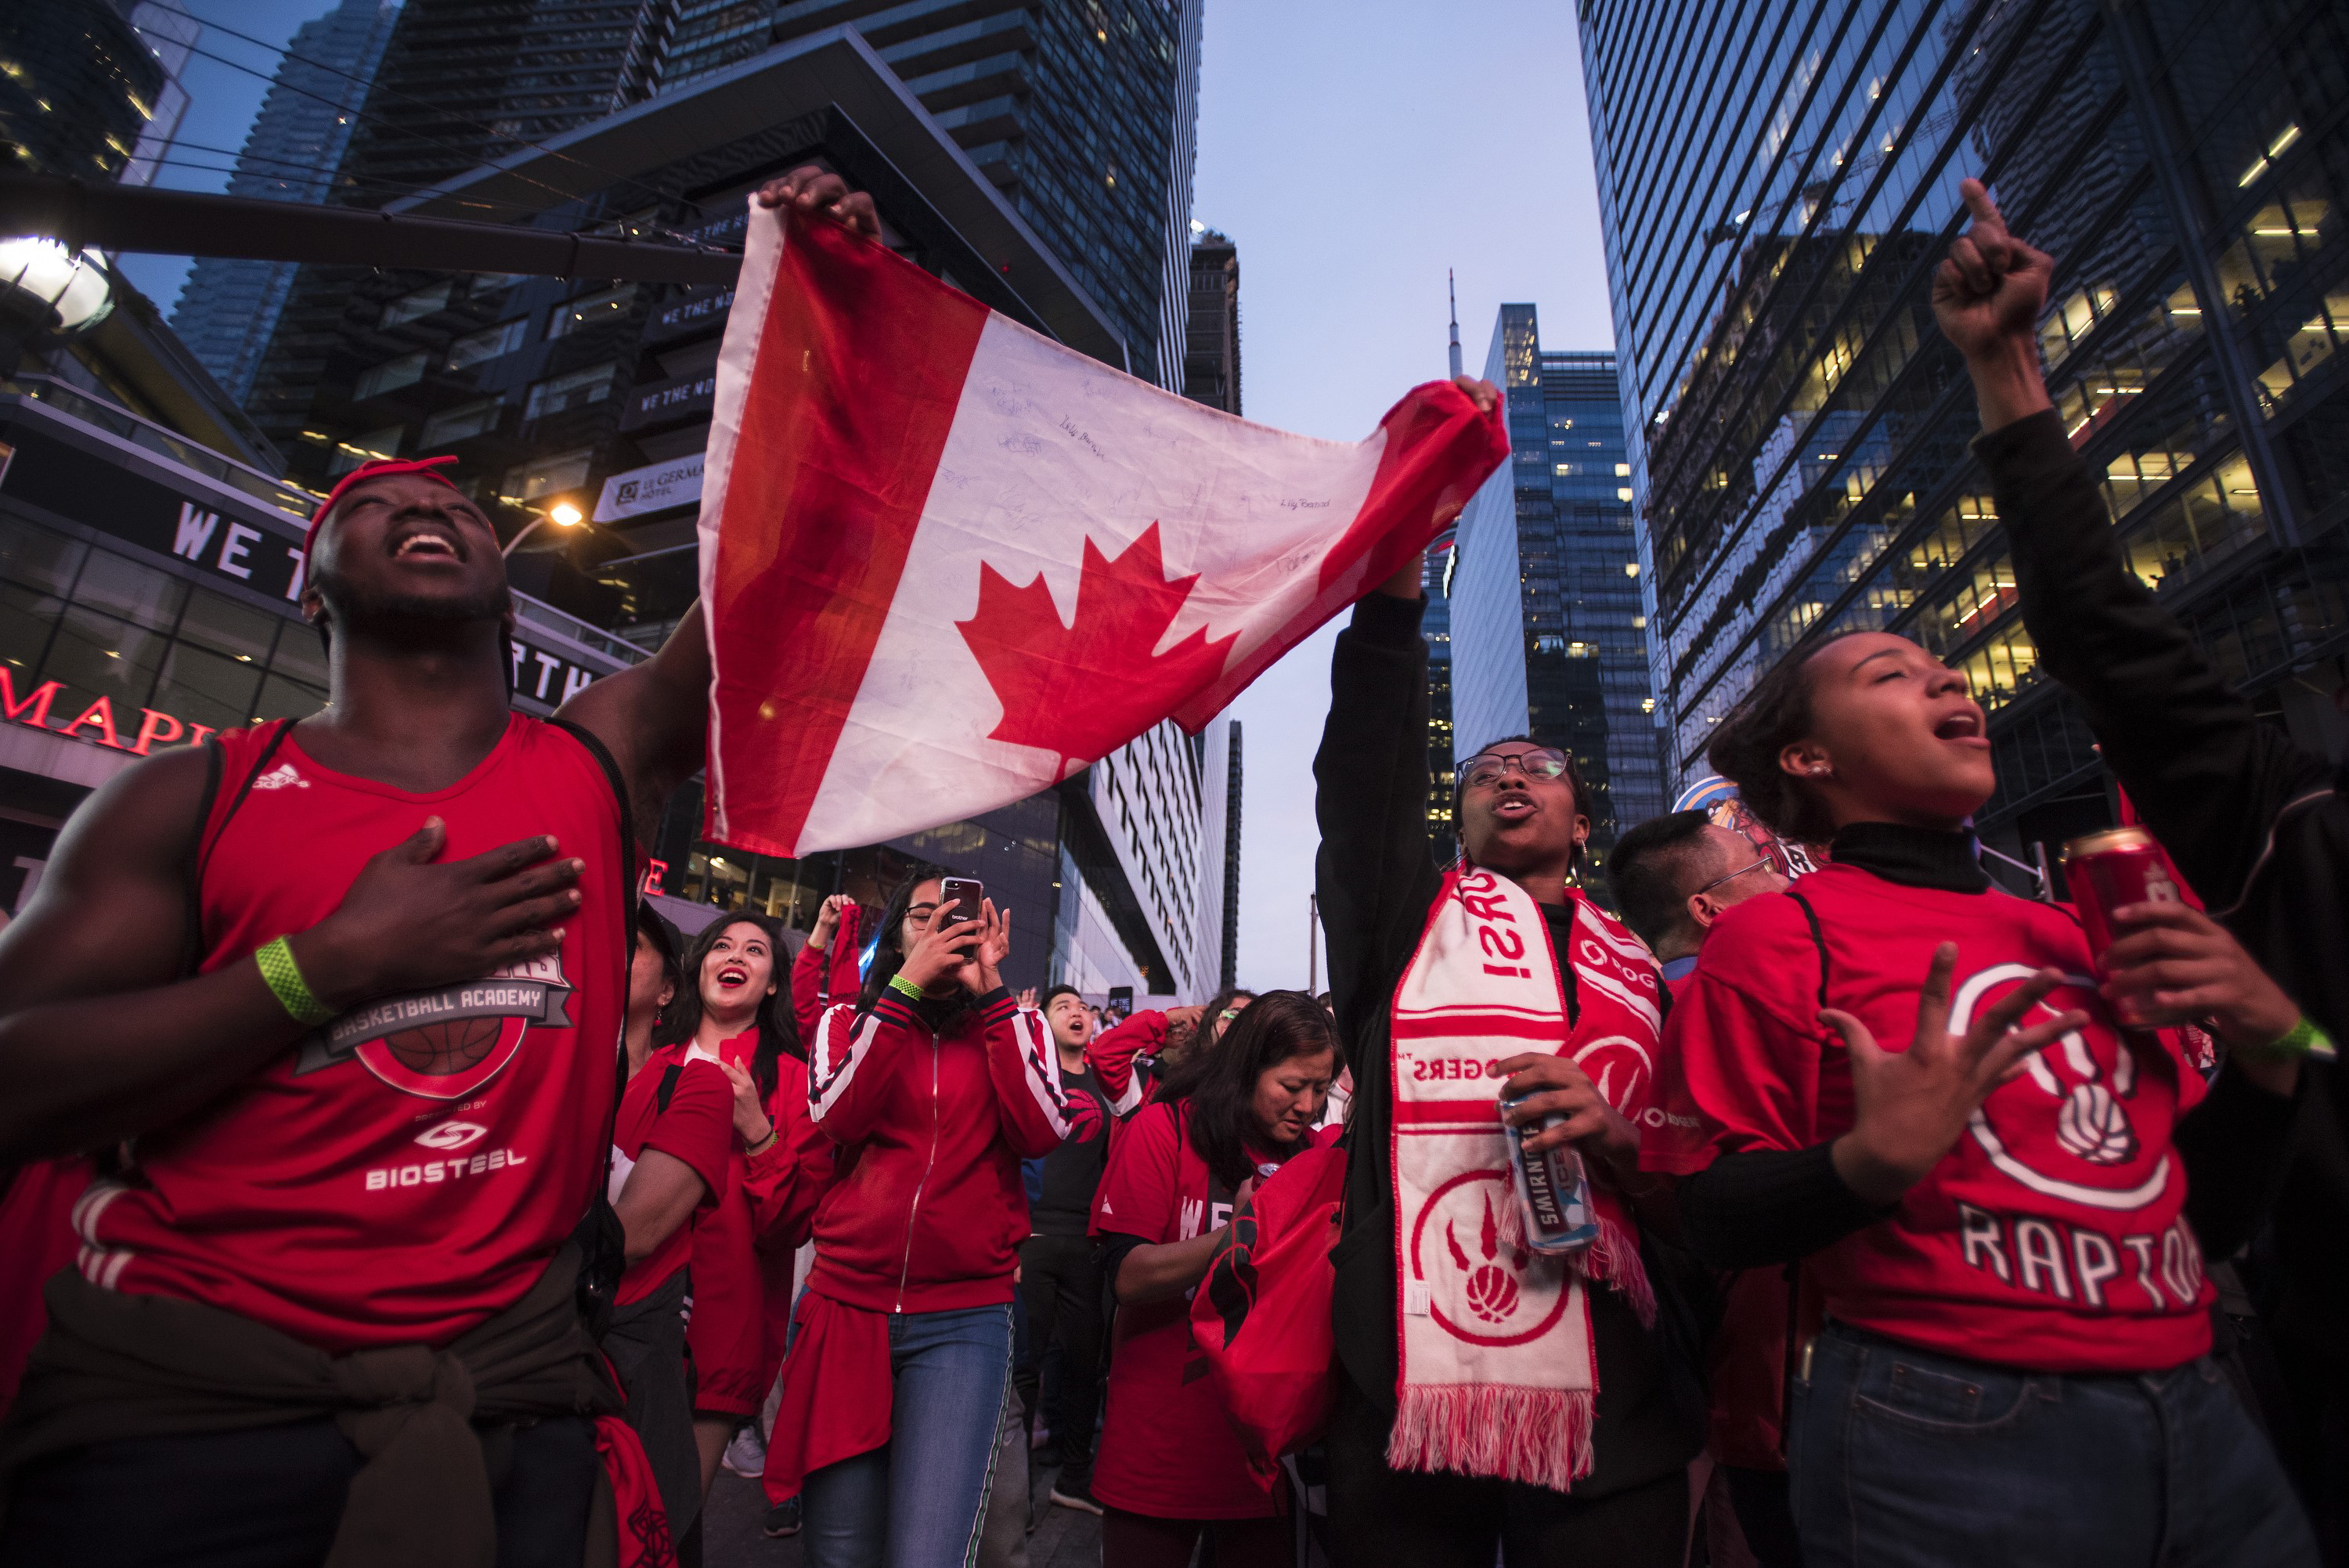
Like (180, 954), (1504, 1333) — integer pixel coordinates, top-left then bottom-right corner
(1194, 2), (1615, 991)
(129, 1), (1616, 996)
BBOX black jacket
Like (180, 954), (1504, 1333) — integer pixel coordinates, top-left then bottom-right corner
(1314, 591), (1698, 1495)
(1987, 409), (2347, 1354)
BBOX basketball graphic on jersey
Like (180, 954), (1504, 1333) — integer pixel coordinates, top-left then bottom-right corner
(1953, 962), (2170, 1212)
(384, 1015), (507, 1077)
(291, 951), (576, 1100)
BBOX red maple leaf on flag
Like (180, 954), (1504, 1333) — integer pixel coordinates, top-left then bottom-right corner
(956, 523), (1238, 780)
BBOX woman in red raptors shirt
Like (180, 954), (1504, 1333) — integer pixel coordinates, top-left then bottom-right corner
(767, 864), (1075, 1568)
(1090, 991), (1337, 1567)
(1654, 628), (2316, 1567)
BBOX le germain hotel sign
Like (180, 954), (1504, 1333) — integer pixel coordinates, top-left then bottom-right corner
(0, 425), (609, 759)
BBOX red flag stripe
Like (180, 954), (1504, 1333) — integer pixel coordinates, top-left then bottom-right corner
(701, 210), (987, 855)
(1171, 380), (1510, 731)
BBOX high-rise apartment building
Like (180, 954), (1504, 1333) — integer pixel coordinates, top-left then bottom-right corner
(169, 1), (399, 403)
(1183, 225), (1239, 413)
(1450, 311), (1662, 875)
(662, 1), (1207, 392)
(244, 0), (676, 471)
(1580, 0), (2349, 861)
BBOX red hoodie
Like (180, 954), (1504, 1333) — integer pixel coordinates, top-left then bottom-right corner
(789, 906), (863, 1044)
(803, 986), (1073, 1313)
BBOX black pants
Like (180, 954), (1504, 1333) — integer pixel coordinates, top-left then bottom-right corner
(1012, 1231), (1104, 1487)
(1722, 1464), (1802, 1568)
(0, 1413), (597, 1568)
(1324, 1379), (1685, 1568)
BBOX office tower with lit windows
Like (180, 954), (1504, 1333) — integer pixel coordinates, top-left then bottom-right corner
(1579, 0), (2349, 863)
(1449, 312), (1662, 879)
(170, 0), (399, 403)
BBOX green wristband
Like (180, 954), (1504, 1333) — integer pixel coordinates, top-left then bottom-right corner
(887, 972), (926, 1002)
(2270, 1016), (2338, 1062)
(256, 935), (337, 1027)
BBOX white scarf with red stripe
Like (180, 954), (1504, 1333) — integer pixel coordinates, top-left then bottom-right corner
(1387, 866), (1662, 1491)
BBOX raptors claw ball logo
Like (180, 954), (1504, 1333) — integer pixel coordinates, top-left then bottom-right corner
(1449, 1191), (1528, 1322)
(292, 952), (575, 1100)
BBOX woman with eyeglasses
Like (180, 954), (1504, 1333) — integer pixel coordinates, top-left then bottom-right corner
(1313, 448), (1701, 1567)
(1652, 627), (2315, 1567)
(763, 863), (1078, 1567)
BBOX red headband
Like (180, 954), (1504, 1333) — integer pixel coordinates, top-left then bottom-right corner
(304, 455), (464, 563)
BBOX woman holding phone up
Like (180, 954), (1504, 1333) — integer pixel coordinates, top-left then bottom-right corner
(765, 863), (1080, 1568)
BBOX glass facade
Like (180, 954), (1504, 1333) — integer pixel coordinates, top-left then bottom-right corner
(0, 1), (168, 186)
(1448, 310), (1664, 878)
(1579, 0), (2349, 857)
(723, 0), (1208, 392)
(168, 0), (398, 405)
(0, 514), (329, 742)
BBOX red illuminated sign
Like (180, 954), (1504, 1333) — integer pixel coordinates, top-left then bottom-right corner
(1, 672), (217, 756)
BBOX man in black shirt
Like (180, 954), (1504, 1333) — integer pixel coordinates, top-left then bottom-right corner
(1316, 380), (1702, 1567)
(1016, 985), (1117, 1516)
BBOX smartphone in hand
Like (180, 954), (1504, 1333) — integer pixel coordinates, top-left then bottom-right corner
(939, 878), (984, 956)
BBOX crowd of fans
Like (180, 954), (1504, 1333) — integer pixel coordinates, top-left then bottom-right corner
(0, 168), (2342, 1568)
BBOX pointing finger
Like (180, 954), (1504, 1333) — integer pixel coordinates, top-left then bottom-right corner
(1960, 177), (2008, 233)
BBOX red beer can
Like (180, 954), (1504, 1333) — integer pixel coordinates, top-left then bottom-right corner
(2062, 825), (2180, 962)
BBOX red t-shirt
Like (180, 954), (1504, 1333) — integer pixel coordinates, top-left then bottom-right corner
(1647, 864), (2214, 1374)
(1090, 1101), (1281, 1519)
(78, 717), (628, 1353)
(611, 1047), (734, 1304)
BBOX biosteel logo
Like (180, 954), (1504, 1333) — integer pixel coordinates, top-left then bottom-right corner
(0, 670), (215, 756)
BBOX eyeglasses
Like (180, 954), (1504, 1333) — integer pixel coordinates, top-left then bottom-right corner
(1460, 748), (1571, 791)
(1694, 857), (1773, 899)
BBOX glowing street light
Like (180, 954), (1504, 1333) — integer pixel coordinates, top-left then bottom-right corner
(502, 498), (591, 557)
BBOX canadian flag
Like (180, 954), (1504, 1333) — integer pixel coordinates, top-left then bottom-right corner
(698, 202), (1509, 856)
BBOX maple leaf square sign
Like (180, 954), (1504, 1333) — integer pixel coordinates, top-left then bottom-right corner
(697, 203), (1510, 858)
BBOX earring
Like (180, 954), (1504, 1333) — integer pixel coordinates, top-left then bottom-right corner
(1809, 766), (1830, 777)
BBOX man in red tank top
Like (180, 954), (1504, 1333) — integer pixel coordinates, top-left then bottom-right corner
(0, 163), (881, 1568)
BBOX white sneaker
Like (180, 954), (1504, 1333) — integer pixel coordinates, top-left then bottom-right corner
(722, 1425), (767, 1478)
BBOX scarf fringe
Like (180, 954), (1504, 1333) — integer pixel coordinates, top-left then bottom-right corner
(1386, 1382), (1596, 1493)
(1584, 1216), (1656, 1329)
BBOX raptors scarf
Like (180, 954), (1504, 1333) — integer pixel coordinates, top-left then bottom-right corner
(1387, 867), (1662, 1491)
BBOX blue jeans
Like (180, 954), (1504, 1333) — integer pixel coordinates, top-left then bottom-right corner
(1791, 1320), (2316, 1568)
(802, 1302), (1014, 1568)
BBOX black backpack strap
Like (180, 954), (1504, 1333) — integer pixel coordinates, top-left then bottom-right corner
(177, 738), (226, 979)
(543, 718), (641, 1336)
(1784, 888), (1832, 1015)
(654, 1060), (685, 1114)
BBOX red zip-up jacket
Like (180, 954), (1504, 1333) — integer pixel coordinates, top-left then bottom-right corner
(804, 985), (1073, 1313)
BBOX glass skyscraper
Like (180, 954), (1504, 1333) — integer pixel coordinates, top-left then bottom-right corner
(169, 0), (398, 403)
(667, 0), (1207, 391)
(1450, 311), (1663, 876)
(1580, 0), (2349, 859)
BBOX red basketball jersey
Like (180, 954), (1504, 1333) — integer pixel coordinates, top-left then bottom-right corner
(76, 715), (630, 1353)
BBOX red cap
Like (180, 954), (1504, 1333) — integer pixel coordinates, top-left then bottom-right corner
(304, 454), (464, 564)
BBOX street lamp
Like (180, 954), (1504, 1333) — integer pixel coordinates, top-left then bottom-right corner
(0, 237), (115, 336)
(501, 499), (590, 557)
